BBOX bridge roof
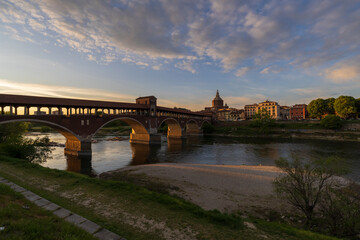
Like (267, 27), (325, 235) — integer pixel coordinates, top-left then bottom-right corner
(157, 106), (206, 116)
(0, 94), (147, 109)
(0, 94), (209, 117)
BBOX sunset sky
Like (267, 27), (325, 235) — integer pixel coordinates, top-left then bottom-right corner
(0, 0), (359, 110)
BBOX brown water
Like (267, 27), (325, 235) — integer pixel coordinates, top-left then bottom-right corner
(29, 132), (360, 182)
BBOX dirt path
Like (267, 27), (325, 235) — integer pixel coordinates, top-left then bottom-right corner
(101, 163), (288, 215)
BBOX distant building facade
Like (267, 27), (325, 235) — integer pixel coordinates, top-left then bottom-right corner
(245, 101), (280, 120)
(280, 106), (290, 120)
(290, 104), (308, 120)
(204, 90), (245, 121)
(245, 104), (258, 119)
(257, 101), (280, 119)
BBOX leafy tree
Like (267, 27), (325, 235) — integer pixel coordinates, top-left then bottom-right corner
(324, 98), (335, 115)
(319, 185), (360, 237)
(320, 114), (342, 129)
(334, 96), (357, 119)
(356, 98), (360, 118)
(0, 122), (52, 163)
(250, 109), (275, 133)
(273, 156), (347, 226)
(307, 98), (326, 119)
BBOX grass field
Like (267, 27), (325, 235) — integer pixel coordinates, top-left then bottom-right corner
(0, 156), (339, 240)
(0, 183), (96, 240)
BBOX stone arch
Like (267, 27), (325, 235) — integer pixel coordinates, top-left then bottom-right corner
(159, 118), (183, 138)
(185, 119), (200, 134)
(200, 120), (211, 128)
(0, 119), (87, 156)
(94, 117), (151, 144)
(93, 117), (149, 136)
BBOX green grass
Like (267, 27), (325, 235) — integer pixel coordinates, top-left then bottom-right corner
(0, 183), (96, 240)
(0, 155), (340, 240)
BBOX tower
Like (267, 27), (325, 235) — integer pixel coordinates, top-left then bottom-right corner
(212, 90), (224, 109)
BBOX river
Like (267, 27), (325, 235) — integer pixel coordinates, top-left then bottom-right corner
(27, 132), (360, 182)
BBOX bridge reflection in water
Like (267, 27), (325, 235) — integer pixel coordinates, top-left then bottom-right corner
(63, 137), (202, 175)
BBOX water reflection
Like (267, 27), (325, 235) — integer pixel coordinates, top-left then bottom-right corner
(130, 143), (161, 165)
(35, 133), (360, 182)
(65, 153), (92, 175)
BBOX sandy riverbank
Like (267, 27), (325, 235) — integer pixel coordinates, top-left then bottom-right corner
(101, 163), (289, 216)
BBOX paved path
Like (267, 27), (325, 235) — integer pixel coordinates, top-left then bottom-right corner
(0, 176), (125, 240)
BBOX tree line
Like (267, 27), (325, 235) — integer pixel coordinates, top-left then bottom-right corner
(308, 96), (360, 119)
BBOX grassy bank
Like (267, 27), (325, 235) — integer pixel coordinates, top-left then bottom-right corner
(210, 123), (360, 141)
(0, 183), (96, 240)
(0, 156), (339, 240)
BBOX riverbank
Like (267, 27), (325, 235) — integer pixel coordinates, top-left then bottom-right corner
(0, 156), (338, 240)
(100, 163), (287, 215)
(211, 121), (360, 142)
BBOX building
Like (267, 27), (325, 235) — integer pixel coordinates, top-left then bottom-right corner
(204, 90), (246, 121)
(279, 106), (290, 120)
(245, 104), (258, 119)
(229, 110), (245, 121)
(290, 104), (308, 120)
(257, 100), (280, 119)
(245, 101), (280, 120)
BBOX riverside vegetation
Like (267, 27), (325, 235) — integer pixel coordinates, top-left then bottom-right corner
(0, 122), (343, 239)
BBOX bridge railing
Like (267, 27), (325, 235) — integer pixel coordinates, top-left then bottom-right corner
(0, 105), (211, 121)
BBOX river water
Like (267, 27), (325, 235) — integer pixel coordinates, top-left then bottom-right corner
(28, 132), (360, 182)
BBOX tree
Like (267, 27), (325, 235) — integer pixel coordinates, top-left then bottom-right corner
(319, 185), (360, 237)
(307, 98), (326, 119)
(250, 108), (275, 133)
(324, 98), (335, 115)
(334, 96), (357, 119)
(273, 156), (347, 226)
(0, 122), (52, 163)
(320, 114), (342, 129)
(356, 98), (360, 118)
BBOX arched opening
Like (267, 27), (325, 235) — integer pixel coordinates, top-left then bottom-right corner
(186, 119), (200, 134)
(158, 118), (183, 138)
(0, 119), (92, 174)
(200, 120), (214, 134)
(94, 117), (153, 144)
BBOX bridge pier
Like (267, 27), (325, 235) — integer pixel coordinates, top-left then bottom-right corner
(130, 133), (161, 144)
(64, 138), (92, 156)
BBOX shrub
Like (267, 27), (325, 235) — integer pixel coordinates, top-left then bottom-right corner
(202, 122), (214, 133)
(273, 156), (347, 226)
(320, 115), (343, 129)
(319, 184), (360, 237)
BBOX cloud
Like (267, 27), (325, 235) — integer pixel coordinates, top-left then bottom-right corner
(152, 65), (162, 71)
(0, 0), (360, 75)
(0, 79), (135, 102)
(235, 67), (249, 77)
(324, 57), (360, 83)
(260, 66), (284, 74)
(226, 94), (267, 108)
(175, 60), (196, 74)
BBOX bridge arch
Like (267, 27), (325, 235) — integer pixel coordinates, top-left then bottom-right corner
(158, 118), (183, 138)
(93, 117), (154, 144)
(0, 119), (80, 141)
(0, 119), (88, 156)
(93, 117), (149, 136)
(200, 120), (212, 128)
(185, 119), (200, 134)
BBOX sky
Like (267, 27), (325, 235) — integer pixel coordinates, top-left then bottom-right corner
(0, 0), (360, 111)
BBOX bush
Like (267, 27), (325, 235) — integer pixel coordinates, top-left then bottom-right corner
(319, 185), (360, 237)
(320, 115), (342, 129)
(273, 156), (347, 226)
(0, 123), (52, 163)
(202, 122), (214, 133)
